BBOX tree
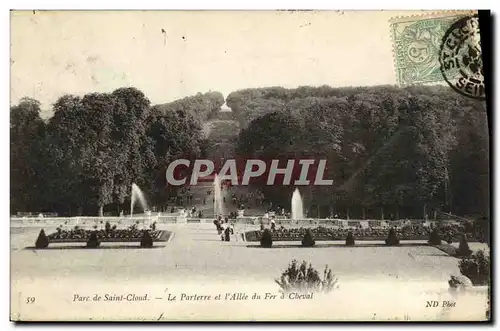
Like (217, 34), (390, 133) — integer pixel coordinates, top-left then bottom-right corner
(10, 98), (45, 213)
(260, 228), (273, 248)
(78, 92), (116, 216)
(458, 250), (489, 286)
(449, 107), (489, 217)
(34, 229), (49, 248)
(385, 228), (400, 246)
(144, 106), (205, 209)
(301, 229), (316, 247)
(86, 230), (101, 248)
(43, 88), (155, 216)
(110, 87), (151, 212)
(140, 230), (153, 248)
(428, 228), (442, 245)
(345, 231), (355, 246)
(474, 216), (490, 246)
(456, 234), (472, 257)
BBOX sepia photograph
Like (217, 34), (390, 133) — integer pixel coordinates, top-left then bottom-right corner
(9, 9), (491, 321)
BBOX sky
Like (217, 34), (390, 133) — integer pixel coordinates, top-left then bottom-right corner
(11, 10), (429, 117)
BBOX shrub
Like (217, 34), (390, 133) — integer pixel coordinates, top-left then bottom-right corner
(456, 234), (472, 257)
(275, 260), (339, 294)
(464, 220), (474, 234)
(448, 275), (473, 289)
(385, 228), (400, 246)
(345, 231), (355, 246)
(140, 231), (153, 248)
(458, 250), (490, 286)
(260, 228), (273, 248)
(105, 221), (111, 233)
(428, 228), (442, 245)
(474, 216), (490, 246)
(35, 229), (49, 249)
(86, 231), (100, 248)
(301, 229), (316, 247)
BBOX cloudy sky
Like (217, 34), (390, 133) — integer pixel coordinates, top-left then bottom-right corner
(11, 10), (426, 116)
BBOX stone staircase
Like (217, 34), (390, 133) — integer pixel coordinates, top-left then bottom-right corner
(182, 182), (266, 218)
(177, 110), (267, 218)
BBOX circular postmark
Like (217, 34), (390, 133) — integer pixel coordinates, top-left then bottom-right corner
(439, 15), (485, 99)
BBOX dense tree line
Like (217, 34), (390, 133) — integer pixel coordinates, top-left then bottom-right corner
(152, 91), (224, 124)
(11, 85), (489, 220)
(10, 88), (215, 216)
(233, 85), (489, 219)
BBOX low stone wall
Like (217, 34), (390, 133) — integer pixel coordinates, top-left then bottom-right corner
(12, 216), (436, 226)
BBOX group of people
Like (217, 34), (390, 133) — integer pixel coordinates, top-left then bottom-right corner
(184, 206), (203, 218)
(266, 204), (289, 217)
(229, 189), (265, 210)
(213, 215), (235, 242)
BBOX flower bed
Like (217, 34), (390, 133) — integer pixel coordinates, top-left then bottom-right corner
(244, 225), (476, 243)
(46, 228), (171, 243)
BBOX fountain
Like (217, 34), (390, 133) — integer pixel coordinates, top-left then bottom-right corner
(291, 188), (304, 220)
(213, 174), (224, 217)
(130, 183), (148, 217)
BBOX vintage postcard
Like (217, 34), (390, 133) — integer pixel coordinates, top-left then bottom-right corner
(10, 10), (490, 321)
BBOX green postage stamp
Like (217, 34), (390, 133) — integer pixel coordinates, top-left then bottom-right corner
(390, 12), (477, 87)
